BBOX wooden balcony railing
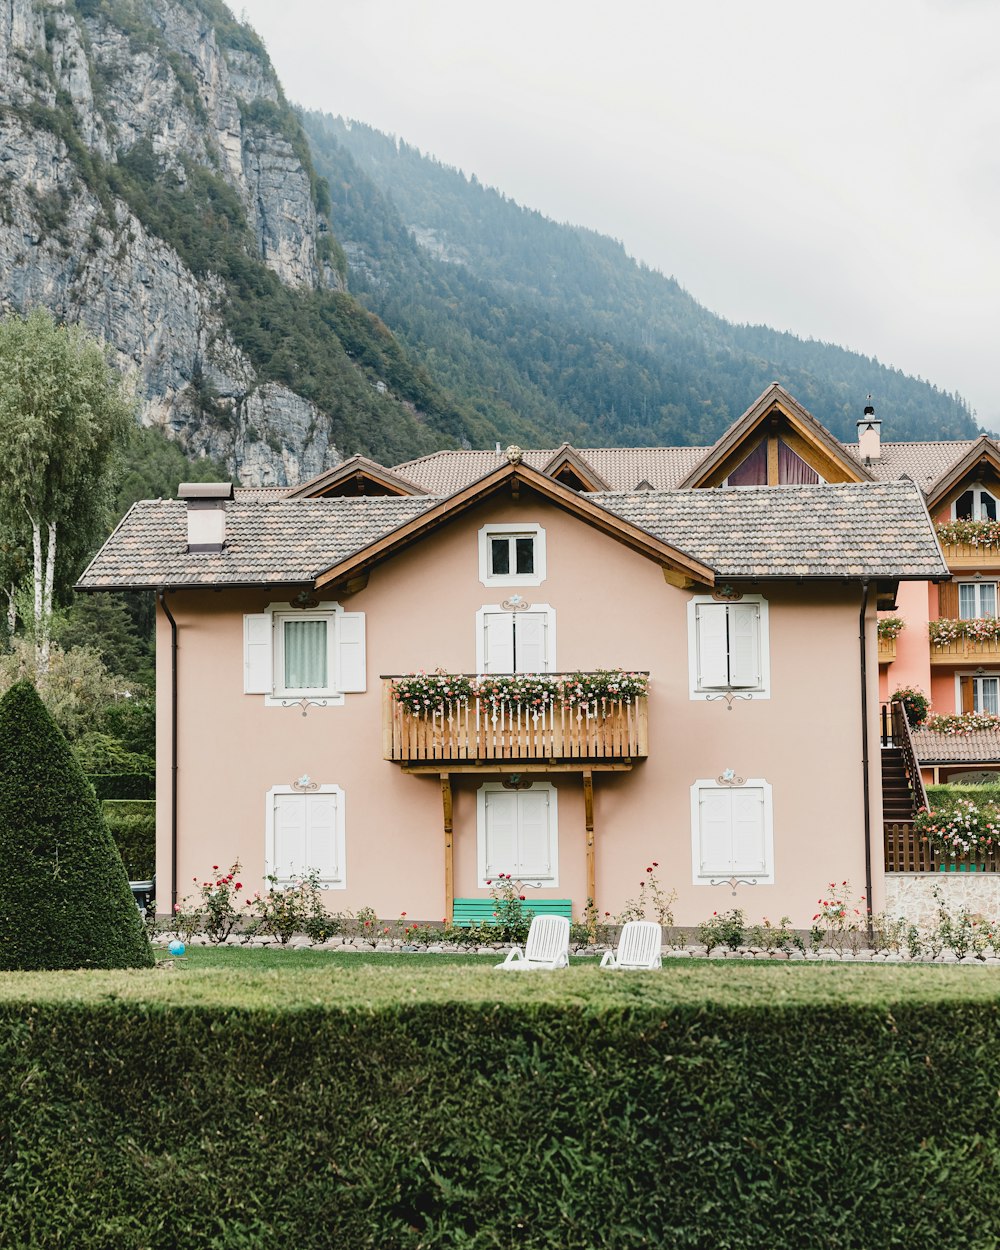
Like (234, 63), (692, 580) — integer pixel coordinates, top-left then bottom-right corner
(930, 636), (1000, 664)
(877, 637), (897, 663)
(884, 823), (1000, 873)
(382, 677), (649, 765)
(938, 540), (1000, 570)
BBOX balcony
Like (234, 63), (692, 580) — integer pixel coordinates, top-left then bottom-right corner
(937, 539), (1000, 571)
(929, 632), (1000, 665)
(877, 637), (897, 664)
(382, 675), (649, 769)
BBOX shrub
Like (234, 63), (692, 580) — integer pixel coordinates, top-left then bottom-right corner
(892, 685), (929, 726)
(698, 908), (746, 952)
(810, 880), (867, 955)
(102, 800), (155, 879)
(0, 681), (153, 969)
(914, 799), (1000, 860)
(173, 863), (245, 944)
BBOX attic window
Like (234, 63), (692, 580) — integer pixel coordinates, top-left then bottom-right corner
(478, 524), (546, 587)
(955, 485), (998, 521)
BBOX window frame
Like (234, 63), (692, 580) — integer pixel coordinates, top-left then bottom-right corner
(478, 523), (546, 587)
(952, 482), (1000, 522)
(265, 783), (347, 890)
(689, 778), (774, 886)
(687, 593), (770, 700)
(476, 781), (558, 887)
(244, 602), (366, 708)
(957, 581), (998, 620)
(955, 672), (1000, 715)
(273, 609), (338, 699)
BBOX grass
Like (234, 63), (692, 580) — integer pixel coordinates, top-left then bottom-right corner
(1, 944), (999, 1011)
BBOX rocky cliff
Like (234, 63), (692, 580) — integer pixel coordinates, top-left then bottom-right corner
(0, 0), (465, 483)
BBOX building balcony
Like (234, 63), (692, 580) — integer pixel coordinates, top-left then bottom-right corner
(382, 675), (649, 769)
(929, 632), (1000, 665)
(937, 540), (1000, 570)
(877, 637), (897, 664)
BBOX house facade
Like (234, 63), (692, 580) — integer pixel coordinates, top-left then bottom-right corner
(80, 386), (948, 929)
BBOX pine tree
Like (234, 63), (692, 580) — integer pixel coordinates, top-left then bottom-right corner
(0, 681), (154, 970)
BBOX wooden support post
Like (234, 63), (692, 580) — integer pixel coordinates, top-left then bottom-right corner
(441, 773), (454, 925)
(583, 769), (595, 938)
(767, 434), (780, 486)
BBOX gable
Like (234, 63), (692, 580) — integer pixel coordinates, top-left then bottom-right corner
(678, 384), (871, 489)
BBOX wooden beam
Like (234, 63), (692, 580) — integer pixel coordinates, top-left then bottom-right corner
(767, 434), (780, 486)
(441, 773), (454, 925)
(662, 567), (698, 590)
(583, 769), (595, 936)
(401, 762), (636, 775)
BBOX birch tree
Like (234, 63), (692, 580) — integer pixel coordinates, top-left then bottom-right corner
(0, 309), (135, 674)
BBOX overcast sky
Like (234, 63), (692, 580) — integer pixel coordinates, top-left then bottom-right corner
(235, 0), (1000, 428)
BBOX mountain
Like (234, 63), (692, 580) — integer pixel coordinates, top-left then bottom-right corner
(304, 113), (979, 447)
(0, 0), (502, 485)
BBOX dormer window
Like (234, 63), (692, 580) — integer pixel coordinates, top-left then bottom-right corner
(954, 484), (999, 521)
(478, 524), (546, 586)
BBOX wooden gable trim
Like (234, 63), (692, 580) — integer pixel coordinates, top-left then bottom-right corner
(286, 456), (427, 500)
(313, 461), (716, 589)
(539, 444), (611, 493)
(926, 438), (1000, 511)
(678, 384), (872, 489)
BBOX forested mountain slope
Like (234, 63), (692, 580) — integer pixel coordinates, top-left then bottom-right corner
(306, 112), (977, 447)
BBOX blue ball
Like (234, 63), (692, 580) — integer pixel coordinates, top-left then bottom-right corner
(168, 939), (186, 956)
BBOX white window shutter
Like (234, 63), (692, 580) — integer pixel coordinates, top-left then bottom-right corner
(483, 611), (515, 674)
(483, 790), (518, 878)
(273, 793), (306, 880)
(514, 612), (549, 673)
(698, 789), (734, 875)
(515, 790), (553, 878)
(696, 603), (730, 689)
(306, 792), (342, 881)
(730, 789), (767, 874)
(337, 612), (366, 692)
(244, 613), (273, 694)
(728, 604), (761, 688)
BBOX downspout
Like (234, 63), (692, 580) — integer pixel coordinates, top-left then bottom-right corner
(157, 588), (178, 912)
(859, 579), (874, 941)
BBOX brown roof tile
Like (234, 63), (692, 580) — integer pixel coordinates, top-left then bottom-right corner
(911, 728), (1000, 764)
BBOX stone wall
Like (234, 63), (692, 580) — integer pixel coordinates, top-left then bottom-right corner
(884, 873), (1000, 926)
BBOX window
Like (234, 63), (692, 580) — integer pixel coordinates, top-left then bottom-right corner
(687, 595), (770, 699)
(954, 484), (999, 521)
(476, 604), (556, 673)
(477, 783), (558, 886)
(958, 675), (1000, 715)
(690, 779), (774, 885)
(958, 582), (998, 619)
(244, 603), (366, 705)
(266, 785), (346, 888)
(478, 523), (546, 586)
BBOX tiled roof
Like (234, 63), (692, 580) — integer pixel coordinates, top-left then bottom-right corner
(591, 481), (948, 579)
(392, 446), (708, 493)
(80, 479), (947, 589)
(911, 728), (1000, 765)
(845, 441), (978, 488)
(77, 496), (439, 588)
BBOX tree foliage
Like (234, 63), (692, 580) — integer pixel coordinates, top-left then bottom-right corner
(0, 680), (153, 970)
(0, 308), (135, 669)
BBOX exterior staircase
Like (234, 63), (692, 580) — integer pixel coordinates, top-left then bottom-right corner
(881, 747), (917, 823)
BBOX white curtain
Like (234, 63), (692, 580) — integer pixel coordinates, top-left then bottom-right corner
(284, 620), (327, 690)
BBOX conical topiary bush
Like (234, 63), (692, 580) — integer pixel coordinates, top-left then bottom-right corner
(0, 681), (154, 970)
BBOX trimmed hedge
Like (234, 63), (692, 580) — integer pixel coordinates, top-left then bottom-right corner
(0, 681), (153, 970)
(1, 963), (1000, 1247)
(102, 799), (155, 880)
(927, 783), (1000, 808)
(87, 771), (154, 800)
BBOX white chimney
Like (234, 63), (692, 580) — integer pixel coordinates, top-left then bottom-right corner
(857, 397), (881, 462)
(179, 482), (234, 552)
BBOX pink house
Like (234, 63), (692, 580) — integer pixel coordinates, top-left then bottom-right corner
(79, 385), (947, 928)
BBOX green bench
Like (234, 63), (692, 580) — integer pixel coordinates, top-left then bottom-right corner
(452, 897), (574, 927)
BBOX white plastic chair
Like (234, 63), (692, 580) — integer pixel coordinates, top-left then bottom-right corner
(599, 920), (663, 970)
(495, 914), (570, 970)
